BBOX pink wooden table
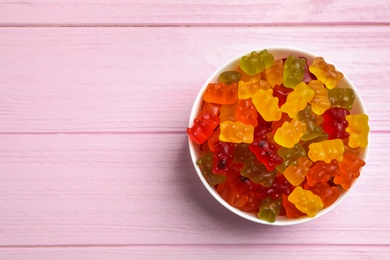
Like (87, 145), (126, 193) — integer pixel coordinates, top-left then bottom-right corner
(1, 1), (390, 259)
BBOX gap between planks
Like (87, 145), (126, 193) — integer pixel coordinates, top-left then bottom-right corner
(0, 243), (389, 249)
(0, 22), (390, 28)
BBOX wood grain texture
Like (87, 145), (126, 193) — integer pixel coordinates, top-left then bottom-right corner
(0, 245), (390, 260)
(0, 0), (389, 26)
(0, 0), (389, 258)
(0, 133), (387, 246)
(0, 26), (389, 133)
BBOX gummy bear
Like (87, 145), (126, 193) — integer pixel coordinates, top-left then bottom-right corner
(254, 113), (273, 140)
(308, 80), (331, 115)
(328, 87), (355, 110)
(238, 79), (271, 99)
(322, 107), (350, 140)
(308, 139), (345, 163)
(258, 197), (282, 223)
(283, 157), (313, 186)
(274, 118), (306, 148)
(207, 128), (220, 152)
(187, 111), (220, 144)
(282, 194), (305, 218)
(305, 159), (341, 186)
(265, 59), (284, 87)
(212, 141), (235, 175)
(240, 191), (262, 213)
(196, 153), (226, 186)
(235, 99), (258, 127)
(304, 182), (340, 208)
(273, 84), (293, 107)
(232, 143), (254, 162)
(252, 89), (282, 122)
(258, 175), (293, 199)
(203, 82), (238, 104)
(288, 186), (324, 217)
(219, 121), (254, 144)
(345, 114), (370, 148)
(283, 55), (306, 88)
(309, 57), (343, 89)
(239, 49), (274, 76)
(200, 102), (220, 116)
(240, 156), (277, 187)
(219, 71), (241, 84)
(219, 103), (237, 122)
(250, 138), (283, 171)
(296, 104), (324, 141)
(334, 152), (366, 189)
(236, 66), (261, 82)
(276, 143), (307, 173)
(281, 82), (315, 118)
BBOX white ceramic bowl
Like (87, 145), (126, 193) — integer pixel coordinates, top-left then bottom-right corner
(188, 47), (369, 225)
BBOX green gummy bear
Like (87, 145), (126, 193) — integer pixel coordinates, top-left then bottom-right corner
(328, 87), (355, 110)
(240, 157), (277, 187)
(258, 197), (282, 222)
(196, 153), (226, 186)
(219, 71), (242, 84)
(283, 55), (306, 88)
(233, 143), (254, 162)
(276, 143), (306, 173)
(239, 49), (275, 76)
(297, 104), (324, 141)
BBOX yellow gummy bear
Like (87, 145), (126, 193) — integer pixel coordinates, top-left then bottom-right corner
(238, 79), (271, 99)
(309, 57), (344, 90)
(219, 120), (254, 144)
(274, 119), (306, 148)
(308, 139), (345, 163)
(281, 82), (315, 118)
(308, 80), (331, 115)
(252, 89), (282, 122)
(264, 59), (284, 87)
(345, 114), (370, 148)
(288, 186), (324, 217)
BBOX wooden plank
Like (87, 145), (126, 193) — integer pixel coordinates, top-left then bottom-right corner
(0, 132), (386, 246)
(0, 245), (389, 260)
(0, 0), (389, 26)
(0, 26), (389, 133)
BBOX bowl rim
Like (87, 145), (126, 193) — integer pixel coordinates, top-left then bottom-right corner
(188, 46), (370, 225)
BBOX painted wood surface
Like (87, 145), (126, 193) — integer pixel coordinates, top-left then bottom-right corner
(0, 0), (389, 25)
(0, 0), (389, 259)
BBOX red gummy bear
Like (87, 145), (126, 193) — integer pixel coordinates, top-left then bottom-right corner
(212, 141), (235, 175)
(253, 113), (273, 140)
(322, 107), (350, 140)
(304, 182), (340, 208)
(250, 137), (282, 171)
(258, 175), (293, 199)
(187, 111), (220, 144)
(273, 84), (293, 107)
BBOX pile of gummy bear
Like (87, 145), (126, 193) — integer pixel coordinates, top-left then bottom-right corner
(187, 49), (369, 222)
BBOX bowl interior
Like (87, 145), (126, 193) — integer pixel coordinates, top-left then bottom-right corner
(188, 47), (369, 225)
